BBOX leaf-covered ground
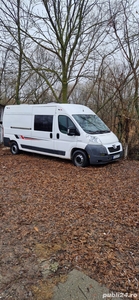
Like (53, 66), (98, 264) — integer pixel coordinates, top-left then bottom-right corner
(0, 146), (139, 299)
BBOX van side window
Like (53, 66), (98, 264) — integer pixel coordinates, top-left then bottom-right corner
(34, 115), (53, 131)
(58, 115), (76, 134)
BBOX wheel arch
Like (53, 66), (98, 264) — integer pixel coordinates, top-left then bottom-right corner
(9, 139), (17, 145)
(71, 147), (89, 160)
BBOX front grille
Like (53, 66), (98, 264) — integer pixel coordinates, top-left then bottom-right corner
(108, 145), (120, 153)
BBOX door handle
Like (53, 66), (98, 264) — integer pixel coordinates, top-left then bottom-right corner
(57, 133), (59, 139)
(50, 133), (52, 138)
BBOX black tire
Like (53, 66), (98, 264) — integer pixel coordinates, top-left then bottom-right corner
(72, 150), (89, 167)
(10, 142), (19, 155)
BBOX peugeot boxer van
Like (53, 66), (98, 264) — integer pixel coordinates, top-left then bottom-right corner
(3, 103), (123, 167)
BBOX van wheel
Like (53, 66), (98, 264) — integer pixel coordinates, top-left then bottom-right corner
(72, 150), (89, 167)
(10, 142), (19, 155)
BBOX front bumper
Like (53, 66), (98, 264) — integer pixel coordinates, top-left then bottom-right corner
(85, 144), (123, 165)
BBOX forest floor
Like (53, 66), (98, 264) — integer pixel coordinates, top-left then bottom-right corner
(0, 146), (139, 300)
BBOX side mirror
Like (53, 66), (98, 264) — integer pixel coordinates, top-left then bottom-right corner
(67, 127), (80, 136)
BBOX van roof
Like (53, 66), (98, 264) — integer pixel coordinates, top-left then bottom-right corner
(5, 103), (95, 115)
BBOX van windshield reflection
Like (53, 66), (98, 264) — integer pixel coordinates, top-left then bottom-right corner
(73, 114), (110, 134)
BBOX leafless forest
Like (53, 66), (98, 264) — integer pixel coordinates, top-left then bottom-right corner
(0, 0), (139, 155)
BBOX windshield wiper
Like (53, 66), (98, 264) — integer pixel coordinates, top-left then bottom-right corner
(86, 130), (110, 134)
(100, 130), (110, 133)
(85, 130), (101, 134)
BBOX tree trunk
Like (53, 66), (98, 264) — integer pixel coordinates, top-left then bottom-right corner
(124, 143), (128, 159)
(15, 0), (22, 105)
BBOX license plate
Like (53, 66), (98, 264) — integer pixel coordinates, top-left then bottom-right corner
(113, 154), (120, 159)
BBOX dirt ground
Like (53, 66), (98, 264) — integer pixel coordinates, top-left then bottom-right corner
(0, 146), (139, 300)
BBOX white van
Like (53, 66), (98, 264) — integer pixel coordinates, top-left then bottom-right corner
(3, 103), (123, 167)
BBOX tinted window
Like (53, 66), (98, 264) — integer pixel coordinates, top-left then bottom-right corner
(34, 115), (53, 131)
(58, 115), (76, 134)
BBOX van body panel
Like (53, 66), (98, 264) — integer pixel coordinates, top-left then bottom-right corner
(30, 106), (56, 155)
(3, 103), (123, 166)
(92, 131), (118, 144)
(53, 114), (80, 159)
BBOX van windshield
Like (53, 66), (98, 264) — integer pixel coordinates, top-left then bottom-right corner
(73, 114), (110, 134)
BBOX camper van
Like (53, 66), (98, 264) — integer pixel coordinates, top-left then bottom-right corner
(3, 103), (123, 167)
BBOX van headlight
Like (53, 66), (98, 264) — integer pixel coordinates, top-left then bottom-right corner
(88, 136), (102, 144)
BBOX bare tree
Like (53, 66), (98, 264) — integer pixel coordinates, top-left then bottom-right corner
(0, 49), (9, 103)
(106, 0), (139, 157)
(1, 0), (133, 106)
(15, 0), (22, 104)
(18, 0), (110, 103)
(0, 0), (34, 104)
(1, 0), (138, 156)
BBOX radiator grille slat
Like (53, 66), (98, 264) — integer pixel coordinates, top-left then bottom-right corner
(108, 145), (120, 153)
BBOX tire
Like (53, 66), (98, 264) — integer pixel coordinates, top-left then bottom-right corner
(10, 142), (19, 155)
(72, 150), (89, 167)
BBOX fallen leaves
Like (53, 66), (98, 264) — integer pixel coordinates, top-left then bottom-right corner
(0, 147), (139, 299)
